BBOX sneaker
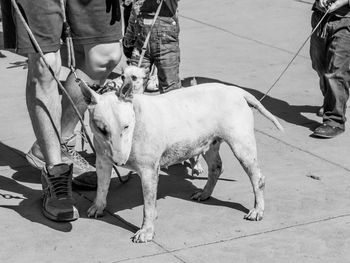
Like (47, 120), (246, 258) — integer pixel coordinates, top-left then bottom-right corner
(145, 75), (159, 92)
(41, 163), (79, 221)
(26, 135), (97, 190)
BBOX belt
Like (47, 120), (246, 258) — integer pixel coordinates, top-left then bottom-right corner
(140, 12), (175, 19)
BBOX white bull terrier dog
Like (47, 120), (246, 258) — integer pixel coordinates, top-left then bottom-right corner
(83, 66), (283, 243)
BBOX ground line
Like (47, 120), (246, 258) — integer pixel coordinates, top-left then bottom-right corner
(112, 213), (350, 263)
(180, 15), (309, 60)
(255, 129), (350, 172)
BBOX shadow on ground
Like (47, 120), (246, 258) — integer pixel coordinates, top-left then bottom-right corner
(182, 77), (321, 131)
(0, 141), (249, 233)
(0, 142), (75, 231)
(0, 142), (133, 232)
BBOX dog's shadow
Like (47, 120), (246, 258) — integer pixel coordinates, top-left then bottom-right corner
(0, 143), (130, 232)
(102, 163), (247, 223)
(182, 77), (321, 130)
(0, 142), (248, 233)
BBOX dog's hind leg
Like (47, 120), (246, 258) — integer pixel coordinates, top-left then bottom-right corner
(191, 139), (223, 201)
(132, 166), (159, 243)
(188, 155), (204, 176)
(227, 133), (265, 221)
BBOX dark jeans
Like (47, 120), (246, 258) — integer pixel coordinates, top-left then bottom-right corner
(129, 15), (181, 93)
(310, 11), (350, 129)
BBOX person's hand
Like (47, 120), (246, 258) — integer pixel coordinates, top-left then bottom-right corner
(106, 0), (121, 24)
(318, 0), (349, 12)
(327, 0), (349, 12)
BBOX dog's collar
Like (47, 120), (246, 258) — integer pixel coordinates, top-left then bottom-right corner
(91, 81), (119, 95)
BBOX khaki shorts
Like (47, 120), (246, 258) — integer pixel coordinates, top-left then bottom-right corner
(3, 0), (122, 55)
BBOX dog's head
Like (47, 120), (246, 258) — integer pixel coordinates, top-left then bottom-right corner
(80, 66), (146, 165)
(120, 65), (146, 95)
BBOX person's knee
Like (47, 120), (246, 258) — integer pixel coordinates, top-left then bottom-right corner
(27, 52), (61, 84)
(84, 42), (122, 80)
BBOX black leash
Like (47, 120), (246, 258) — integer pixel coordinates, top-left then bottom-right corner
(259, 8), (331, 102)
(137, 0), (164, 67)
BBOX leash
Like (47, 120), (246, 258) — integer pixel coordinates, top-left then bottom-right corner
(11, 0), (127, 183)
(259, 8), (331, 102)
(137, 0), (164, 67)
(60, 0), (75, 69)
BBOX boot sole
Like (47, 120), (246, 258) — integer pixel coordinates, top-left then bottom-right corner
(42, 208), (79, 222)
(311, 131), (344, 138)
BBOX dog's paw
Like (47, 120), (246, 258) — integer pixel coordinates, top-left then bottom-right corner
(191, 190), (210, 201)
(244, 208), (264, 221)
(131, 227), (154, 243)
(87, 203), (105, 218)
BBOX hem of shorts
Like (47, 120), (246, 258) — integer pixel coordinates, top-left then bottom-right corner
(72, 35), (122, 46)
(16, 44), (61, 56)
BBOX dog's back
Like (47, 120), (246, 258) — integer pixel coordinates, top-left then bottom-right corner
(128, 84), (256, 167)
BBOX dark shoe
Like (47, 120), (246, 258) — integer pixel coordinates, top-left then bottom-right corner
(41, 163), (79, 221)
(317, 106), (324, 117)
(26, 135), (97, 190)
(312, 123), (344, 138)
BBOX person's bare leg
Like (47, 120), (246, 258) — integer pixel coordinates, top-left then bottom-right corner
(26, 51), (62, 165)
(61, 42), (122, 140)
(26, 51), (78, 221)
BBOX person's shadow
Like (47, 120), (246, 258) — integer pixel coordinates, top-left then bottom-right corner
(0, 142), (133, 232)
(0, 141), (249, 233)
(181, 77), (321, 131)
(0, 142), (76, 231)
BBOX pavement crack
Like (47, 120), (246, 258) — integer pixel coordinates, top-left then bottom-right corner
(78, 193), (187, 263)
(112, 213), (350, 263)
(255, 129), (350, 172)
(180, 15), (309, 60)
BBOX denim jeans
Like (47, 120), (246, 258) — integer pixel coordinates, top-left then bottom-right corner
(128, 14), (181, 93)
(310, 11), (350, 128)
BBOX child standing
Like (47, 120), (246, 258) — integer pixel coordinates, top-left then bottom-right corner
(123, 0), (181, 93)
(310, 0), (350, 138)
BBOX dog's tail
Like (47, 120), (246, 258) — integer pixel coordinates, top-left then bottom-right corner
(242, 91), (284, 131)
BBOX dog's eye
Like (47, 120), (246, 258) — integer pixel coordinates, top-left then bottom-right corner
(95, 123), (109, 136)
(131, 75), (137, 81)
(123, 125), (129, 130)
(121, 75), (125, 81)
(98, 126), (108, 136)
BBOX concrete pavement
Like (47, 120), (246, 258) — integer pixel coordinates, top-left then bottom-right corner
(1, 0), (350, 262)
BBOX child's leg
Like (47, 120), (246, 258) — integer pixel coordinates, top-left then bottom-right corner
(153, 16), (181, 93)
(323, 17), (350, 129)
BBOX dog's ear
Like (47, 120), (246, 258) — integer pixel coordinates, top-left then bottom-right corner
(79, 80), (100, 105)
(117, 75), (134, 102)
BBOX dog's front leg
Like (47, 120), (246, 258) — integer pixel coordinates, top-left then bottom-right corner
(87, 154), (113, 218)
(132, 167), (159, 243)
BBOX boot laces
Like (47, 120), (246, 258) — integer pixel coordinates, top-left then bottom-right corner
(61, 142), (89, 169)
(49, 171), (70, 199)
